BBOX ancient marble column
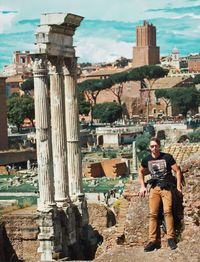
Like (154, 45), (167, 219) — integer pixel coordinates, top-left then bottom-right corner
(132, 141), (138, 175)
(33, 57), (55, 209)
(49, 58), (69, 206)
(33, 57), (60, 261)
(63, 58), (82, 197)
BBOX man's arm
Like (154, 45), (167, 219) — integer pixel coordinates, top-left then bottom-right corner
(138, 165), (148, 197)
(171, 163), (182, 192)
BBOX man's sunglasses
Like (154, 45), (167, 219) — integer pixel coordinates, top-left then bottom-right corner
(150, 145), (159, 148)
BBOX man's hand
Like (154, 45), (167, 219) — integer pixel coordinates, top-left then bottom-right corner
(177, 187), (182, 195)
(139, 186), (147, 197)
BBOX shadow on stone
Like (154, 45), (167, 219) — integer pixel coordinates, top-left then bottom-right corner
(1, 224), (19, 262)
(81, 225), (103, 260)
(107, 209), (116, 227)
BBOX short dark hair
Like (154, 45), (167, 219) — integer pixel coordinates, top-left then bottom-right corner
(150, 137), (161, 146)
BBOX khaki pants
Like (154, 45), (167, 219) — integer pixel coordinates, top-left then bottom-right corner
(149, 186), (174, 242)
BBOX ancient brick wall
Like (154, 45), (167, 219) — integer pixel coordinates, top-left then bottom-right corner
(84, 162), (105, 177)
(0, 149), (36, 165)
(2, 211), (40, 261)
(83, 158), (128, 178)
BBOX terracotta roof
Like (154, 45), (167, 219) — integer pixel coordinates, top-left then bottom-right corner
(6, 75), (24, 83)
(153, 76), (191, 89)
(85, 68), (128, 77)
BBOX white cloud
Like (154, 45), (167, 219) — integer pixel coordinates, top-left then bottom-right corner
(0, 12), (17, 33)
(75, 37), (133, 63)
(172, 13), (200, 19)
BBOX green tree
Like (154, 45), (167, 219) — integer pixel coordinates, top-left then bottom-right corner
(20, 77), (34, 95)
(188, 129), (200, 142)
(114, 57), (129, 68)
(93, 102), (123, 124)
(109, 71), (128, 105)
(169, 87), (200, 117)
(192, 74), (200, 85)
(78, 78), (112, 123)
(78, 92), (90, 115)
(7, 95), (35, 131)
(155, 89), (171, 116)
(128, 65), (169, 122)
(135, 132), (151, 161)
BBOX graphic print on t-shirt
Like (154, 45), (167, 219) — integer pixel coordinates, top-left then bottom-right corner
(148, 159), (167, 179)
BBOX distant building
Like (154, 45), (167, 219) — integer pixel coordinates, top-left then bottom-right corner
(6, 74), (24, 96)
(171, 47), (180, 70)
(161, 47), (181, 73)
(2, 51), (32, 77)
(188, 54), (200, 73)
(0, 76), (8, 150)
(133, 21), (160, 68)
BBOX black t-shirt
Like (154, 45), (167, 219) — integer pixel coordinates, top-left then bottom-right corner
(141, 152), (176, 180)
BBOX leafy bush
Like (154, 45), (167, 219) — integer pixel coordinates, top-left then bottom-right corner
(188, 129), (200, 143)
(135, 133), (151, 161)
(102, 150), (117, 159)
(112, 198), (122, 214)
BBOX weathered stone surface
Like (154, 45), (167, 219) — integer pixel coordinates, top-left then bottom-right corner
(1, 209), (40, 261)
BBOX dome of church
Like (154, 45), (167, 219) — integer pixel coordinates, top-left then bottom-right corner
(172, 47), (179, 54)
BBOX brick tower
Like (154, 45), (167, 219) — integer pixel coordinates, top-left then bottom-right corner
(133, 21), (160, 68)
(0, 76), (8, 150)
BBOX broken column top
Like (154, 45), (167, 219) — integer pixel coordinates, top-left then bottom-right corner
(40, 12), (84, 27)
(34, 12), (84, 57)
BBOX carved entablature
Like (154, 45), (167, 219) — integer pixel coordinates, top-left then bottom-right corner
(34, 13), (83, 58)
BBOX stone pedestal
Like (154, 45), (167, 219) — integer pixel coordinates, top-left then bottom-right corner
(63, 59), (83, 197)
(37, 207), (61, 261)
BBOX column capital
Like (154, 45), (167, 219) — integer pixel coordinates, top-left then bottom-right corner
(32, 57), (48, 75)
(63, 57), (77, 77)
(48, 56), (64, 75)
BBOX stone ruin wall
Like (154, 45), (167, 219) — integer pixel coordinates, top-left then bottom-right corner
(83, 158), (128, 178)
(0, 213), (40, 261)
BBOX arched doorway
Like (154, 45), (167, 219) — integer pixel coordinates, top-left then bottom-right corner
(98, 135), (103, 146)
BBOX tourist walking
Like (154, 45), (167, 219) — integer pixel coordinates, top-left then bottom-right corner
(139, 137), (182, 252)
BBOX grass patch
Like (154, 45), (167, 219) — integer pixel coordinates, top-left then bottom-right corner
(0, 183), (37, 192)
(83, 177), (127, 193)
(0, 195), (37, 209)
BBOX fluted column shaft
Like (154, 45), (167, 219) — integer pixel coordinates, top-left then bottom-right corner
(33, 58), (55, 209)
(132, 141), (138, 174)
(49, 59), (69, 205)
(63, 59), (82, 196)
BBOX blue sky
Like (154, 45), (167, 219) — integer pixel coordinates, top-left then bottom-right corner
(1, 0), (200, 71)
